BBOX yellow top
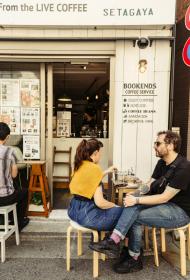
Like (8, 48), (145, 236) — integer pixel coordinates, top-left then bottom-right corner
(69, 160), (103, 199)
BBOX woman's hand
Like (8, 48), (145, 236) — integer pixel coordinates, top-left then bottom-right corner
(123, 195), (137, 207)
(103, 165), (117, 176)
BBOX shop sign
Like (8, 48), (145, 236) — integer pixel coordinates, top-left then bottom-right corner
(0, 0), (176, 26)
(122, 82), (157, 125)
(185, 5), (190, 30)
(182, 37), (190, 67)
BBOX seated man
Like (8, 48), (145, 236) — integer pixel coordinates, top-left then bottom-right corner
(89, 130), (190, 274)
(0, 122), (29, 231)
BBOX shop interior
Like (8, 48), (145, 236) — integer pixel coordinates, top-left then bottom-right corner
(52, 61), (110, 209)
(52, 61), (110, 139)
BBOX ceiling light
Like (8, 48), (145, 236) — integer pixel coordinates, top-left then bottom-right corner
(58, 93), (71, 102)
(95, 95), (99, 100)
(86, 96), (89, 100)
(58, 97), (71, 102)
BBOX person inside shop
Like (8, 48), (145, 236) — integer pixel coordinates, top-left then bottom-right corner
(89, 130), (190, 274)
(81, 109), (96, 130)
(68, 138), (131, 232)
(0, 122), (29, 231)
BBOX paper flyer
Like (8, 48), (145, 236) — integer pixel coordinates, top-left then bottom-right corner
(21, 107), (40, 135)
(20, 79), (40, 107)
(57, 111), (71, 137)
(0, 79), (20, 106)
(0, 107), (20, 134)
(23, 135), (40, 159)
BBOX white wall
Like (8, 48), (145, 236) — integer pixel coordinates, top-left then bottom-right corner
(51, 138), (109, 182)
(113, 36), (172, 181)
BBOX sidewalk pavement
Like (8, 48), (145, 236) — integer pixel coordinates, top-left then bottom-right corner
(0, 212), (189, 280)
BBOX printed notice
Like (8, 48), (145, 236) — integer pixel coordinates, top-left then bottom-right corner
(23, 135), (40, 159)
(57, 111), (71, 137)
(0, 79), (20, 106)
(21, 107), (40, 135)
(20, 79), (40, 107)
(0, 107), (20, 134)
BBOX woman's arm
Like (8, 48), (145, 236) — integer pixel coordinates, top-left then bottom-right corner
(102, 165), (116, 177)
(94, 186), (117, 209)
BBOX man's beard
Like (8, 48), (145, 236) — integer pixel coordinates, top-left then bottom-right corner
(155, 150), (164, 158)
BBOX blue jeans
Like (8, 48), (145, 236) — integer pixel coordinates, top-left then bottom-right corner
(68, 197), (125, 231)
(113, 202), (190, 255)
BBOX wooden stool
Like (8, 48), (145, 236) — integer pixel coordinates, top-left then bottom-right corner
(27, 161), (51, 217)
(152, 224), (190, 276)
(0, 203), (20, 262)
(66, 220), (106, 278)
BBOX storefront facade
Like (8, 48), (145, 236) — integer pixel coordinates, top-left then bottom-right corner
(0, 0), (176, 205)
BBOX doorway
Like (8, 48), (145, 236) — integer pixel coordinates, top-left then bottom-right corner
(46, 59), (111, 209)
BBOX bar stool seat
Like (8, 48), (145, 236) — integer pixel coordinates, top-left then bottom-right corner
(0, 203), (20, 262)
(66, 219), (105, 278)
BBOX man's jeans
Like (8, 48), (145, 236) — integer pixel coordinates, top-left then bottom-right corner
(113, 203), (190, 255)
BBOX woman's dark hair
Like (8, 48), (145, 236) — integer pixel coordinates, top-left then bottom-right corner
(0, 122), (10, 140)
(157, 130), (181, 153)
(74, 138), (103, 171)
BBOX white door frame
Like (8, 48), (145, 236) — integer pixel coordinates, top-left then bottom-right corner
(46, 57), (115, 206)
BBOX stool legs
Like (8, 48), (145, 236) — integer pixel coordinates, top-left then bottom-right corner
(77, 230), (82, 256)
(4, 212), (8, 234)
(187, 225), (190, 260)
(0, 204), (20, 263)
(66, 225), (72, 271)
(160, 228), (166, 252)
(152, 228), (159, 267)
(1, 240), (5, 263)
(144, 226), (150, 251)
(153, 225), (189, 276)
(178, 229), (186, 276)
(92, 230), (99, 278)
(100, 231), (106, 261)
(13, 206), (20, 245)
(66, 226), (106, 277)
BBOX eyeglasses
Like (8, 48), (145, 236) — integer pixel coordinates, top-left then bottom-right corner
(154, 141), (166, 147)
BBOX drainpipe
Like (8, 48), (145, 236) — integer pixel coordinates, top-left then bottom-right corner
(168, 24), (176, 130)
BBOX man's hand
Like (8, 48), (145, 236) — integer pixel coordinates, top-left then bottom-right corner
(123, 195), (137, 207)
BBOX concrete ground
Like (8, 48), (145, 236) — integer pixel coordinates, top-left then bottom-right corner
(0, 211), (190, 280)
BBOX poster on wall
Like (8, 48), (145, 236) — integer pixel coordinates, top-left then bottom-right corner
(20, 79), (40, 107)
(0, 107), (20, 134)
(0, 79), (20, 107)
(57, 111), (71, 137)
(23, 135), (40, 159)
(21, 107), (40, 135)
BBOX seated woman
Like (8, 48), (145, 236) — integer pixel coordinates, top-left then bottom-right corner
(68, 138), (130, 244)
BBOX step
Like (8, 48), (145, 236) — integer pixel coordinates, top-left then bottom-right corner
(21, 209), (91, 241)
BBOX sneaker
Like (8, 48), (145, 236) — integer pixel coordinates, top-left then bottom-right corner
(18, 217), (30, 232)
(89, 237), (120, 258)
(114, 246), (143, 265)
(113, 254), (143, 274)
(114, 246), (130, 265)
